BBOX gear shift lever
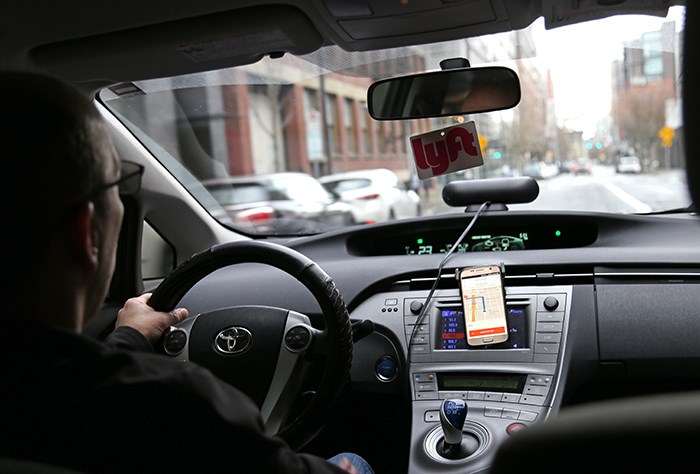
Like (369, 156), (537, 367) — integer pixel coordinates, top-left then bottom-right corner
(440, 399), (467, 447)
(438, 398), (479, 459)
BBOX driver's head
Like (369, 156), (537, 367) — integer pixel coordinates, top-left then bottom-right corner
(0, 71), (124, 329)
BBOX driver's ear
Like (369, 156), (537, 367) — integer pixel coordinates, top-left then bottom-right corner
(66, 201), (99, 274)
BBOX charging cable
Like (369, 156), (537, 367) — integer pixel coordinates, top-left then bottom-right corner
(407, 201), (491, 364)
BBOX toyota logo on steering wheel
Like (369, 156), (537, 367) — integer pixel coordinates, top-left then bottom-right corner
(214, 327), (253, 355)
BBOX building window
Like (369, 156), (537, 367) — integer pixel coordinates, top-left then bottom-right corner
(344, 98), (357, 156)
(644, 56), (663, 78)
(377, 121), (387, 157)
(302, 88), (324, 163)
(397, 122), (406, 154)
(325, 93), (341, 157)
(303, 88), (320, 115)
(641, 30), (664, 80)
(383, 122), (395, 154)
(360, 102), (372, 154)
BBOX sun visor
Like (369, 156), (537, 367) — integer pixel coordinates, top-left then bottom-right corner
(31, 5), (323, 83)
(542, 0), (675, 29)
(316, 0), (539, 51)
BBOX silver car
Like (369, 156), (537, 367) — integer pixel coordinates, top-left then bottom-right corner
(203, 172), (355, 234)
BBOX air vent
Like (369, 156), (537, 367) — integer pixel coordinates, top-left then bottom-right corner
(505, 265), (594, 285)
(595, 267), (700, 284)
(391, 265), (594, 290)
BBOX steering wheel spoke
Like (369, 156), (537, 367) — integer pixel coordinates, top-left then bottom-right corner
(261, 311), (317, 434)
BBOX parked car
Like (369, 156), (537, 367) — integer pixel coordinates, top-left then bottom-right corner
(318, 169), (421, 224)
(522, 162), (557, 180)
(572, 159), (593, 175)
(202, 173), (355, 234)
(558, 161), (575, 174)
(616, 155), (643, 174)
(522, 162), (544, 179)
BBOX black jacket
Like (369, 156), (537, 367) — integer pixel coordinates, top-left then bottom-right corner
(0, 320), (343, 474)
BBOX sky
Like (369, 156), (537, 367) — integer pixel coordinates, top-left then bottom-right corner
(531, 6), (685, 139)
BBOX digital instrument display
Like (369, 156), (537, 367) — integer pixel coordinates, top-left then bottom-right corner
(437, 372), (526, 393)
(346, 218), (598, 256)
(409, 233), (527, 255)
(438, 307), (527, 350)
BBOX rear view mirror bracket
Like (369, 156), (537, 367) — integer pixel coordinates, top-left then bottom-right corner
(440, 57), (471, 70)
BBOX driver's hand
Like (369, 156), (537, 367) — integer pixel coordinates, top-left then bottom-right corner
(116, 293), (189, 343)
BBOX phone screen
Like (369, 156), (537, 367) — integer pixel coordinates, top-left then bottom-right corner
(459, 266), (509, 346)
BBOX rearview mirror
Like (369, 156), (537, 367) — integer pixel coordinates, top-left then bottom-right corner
(367, 66), (520, 120)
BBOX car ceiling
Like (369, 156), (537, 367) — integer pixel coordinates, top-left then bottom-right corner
(0, 0), (684, 91)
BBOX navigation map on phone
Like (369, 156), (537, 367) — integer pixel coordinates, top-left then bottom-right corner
(460, 266), (508, 345)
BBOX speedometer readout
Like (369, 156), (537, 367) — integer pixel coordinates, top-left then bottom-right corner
(405, 234), (528, 255)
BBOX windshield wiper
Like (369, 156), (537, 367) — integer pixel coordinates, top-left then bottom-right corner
(641, 205), (696, 215)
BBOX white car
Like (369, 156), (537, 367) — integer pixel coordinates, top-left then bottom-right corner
(522, 162), (558, 179)
(616, 156), (642, 174)
(319, 169), (421, 224)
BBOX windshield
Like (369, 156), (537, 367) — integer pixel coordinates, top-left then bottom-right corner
(100, 7), (687, 236)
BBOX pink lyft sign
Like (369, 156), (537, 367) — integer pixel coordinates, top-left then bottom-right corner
(410, 121), (483, 179)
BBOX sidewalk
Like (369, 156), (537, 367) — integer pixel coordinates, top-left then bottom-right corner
(419, 189), (453, 216)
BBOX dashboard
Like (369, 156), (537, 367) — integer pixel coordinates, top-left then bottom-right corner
(172, 210), (700, 474)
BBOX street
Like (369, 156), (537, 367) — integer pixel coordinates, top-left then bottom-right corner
(422, 166), (690, 216)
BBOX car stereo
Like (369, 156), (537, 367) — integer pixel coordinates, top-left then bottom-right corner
(438, 306), (527, 350)
(405, 291), (567, 365)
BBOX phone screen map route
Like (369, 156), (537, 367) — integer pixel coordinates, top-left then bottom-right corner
(462, 272), (507, 338)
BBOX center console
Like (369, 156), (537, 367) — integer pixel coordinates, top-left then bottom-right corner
(409, 285), (569, 472)
(351, 284), (571, 473)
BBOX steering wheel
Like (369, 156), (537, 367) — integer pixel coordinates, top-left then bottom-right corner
(148, 240), (353, 449)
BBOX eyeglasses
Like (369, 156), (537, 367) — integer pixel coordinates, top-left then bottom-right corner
(56, 160), (144, 223)
(92, 160), (144, 197)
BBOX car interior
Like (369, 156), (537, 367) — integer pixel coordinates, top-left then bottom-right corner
(3, 0), (697, 472)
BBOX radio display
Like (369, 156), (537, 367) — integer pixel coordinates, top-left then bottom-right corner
(438, 306), (527, 350)
(438, 373), (526, 393)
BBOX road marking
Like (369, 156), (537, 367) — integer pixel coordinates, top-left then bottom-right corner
(602, 182), (652, 213)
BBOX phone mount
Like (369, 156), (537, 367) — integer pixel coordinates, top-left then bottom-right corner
(455, 263), (507, 281)
(442, 177), (539, 212)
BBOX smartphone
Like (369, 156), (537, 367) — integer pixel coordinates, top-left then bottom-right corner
(459, 265), (508, 346)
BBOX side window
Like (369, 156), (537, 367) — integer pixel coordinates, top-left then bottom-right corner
(141, 221), (175, 286)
